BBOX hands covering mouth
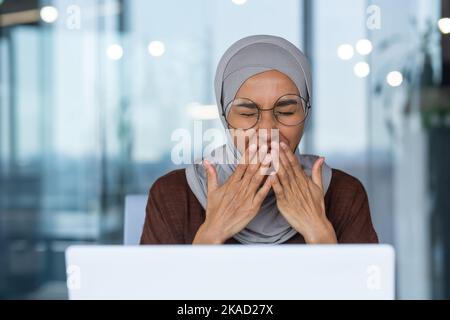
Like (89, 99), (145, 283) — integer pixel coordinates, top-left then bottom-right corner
(193, 139), (337, 245)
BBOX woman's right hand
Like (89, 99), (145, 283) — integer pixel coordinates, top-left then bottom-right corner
(193, 144), (273, 244)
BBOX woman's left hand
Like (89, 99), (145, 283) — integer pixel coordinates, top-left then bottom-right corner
(270, 142), (337, 244)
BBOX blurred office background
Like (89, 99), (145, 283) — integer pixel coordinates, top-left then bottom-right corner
(0, 0), (449, 299)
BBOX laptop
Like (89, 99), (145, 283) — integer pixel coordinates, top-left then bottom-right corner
(65, 244), (395, 300)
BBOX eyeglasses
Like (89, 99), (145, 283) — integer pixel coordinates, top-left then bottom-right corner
(223, 94), (311, 130)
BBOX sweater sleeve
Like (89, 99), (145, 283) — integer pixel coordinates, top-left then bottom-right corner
(139, 175), (185, 245)
(335, 178), (379, 244)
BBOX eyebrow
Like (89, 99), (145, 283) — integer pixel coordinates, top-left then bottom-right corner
(233, 98), (300, 108)
(275, 99), (298, 107)
(234, 101), (258, 108)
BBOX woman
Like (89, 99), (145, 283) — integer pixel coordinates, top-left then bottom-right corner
(140, 35), (378, 245)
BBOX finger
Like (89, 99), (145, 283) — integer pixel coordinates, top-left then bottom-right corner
(279, 147), (308, 196)
(259, 151), (273, 176)
(280, 142), (307, 180)
(312, 157), (325, 193)
(253, 174), (272, 205)
(232, 128), (257, 154)
(203, 160), (219, 193)
(274, 149), (291, 190)
(278, 144), (296, 179)
(268, 142), (280, 176)
(230, 143), (257, 182)
(254, 143), (268, 166)
(247, 152), (272, 194)
(241, 143), (268, 185)
(270, 174), (285, 200)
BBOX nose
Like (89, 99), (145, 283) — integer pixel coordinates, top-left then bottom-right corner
(257, 108), (278, 131)
(255, 109), (279, 149)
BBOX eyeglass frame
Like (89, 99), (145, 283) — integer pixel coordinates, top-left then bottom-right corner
(222, 93), (312, 130)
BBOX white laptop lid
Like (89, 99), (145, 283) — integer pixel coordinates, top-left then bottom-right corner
(65, 245), (395, 300)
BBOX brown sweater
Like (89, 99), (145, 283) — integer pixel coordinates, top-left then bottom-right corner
(140, 168), (379, 244)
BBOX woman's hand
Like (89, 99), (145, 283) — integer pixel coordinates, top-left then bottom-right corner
(270, 142), (337, 244)
(193, 144), (273, 244)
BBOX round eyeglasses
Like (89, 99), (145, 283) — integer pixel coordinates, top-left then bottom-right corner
(223, 94), (311, 130)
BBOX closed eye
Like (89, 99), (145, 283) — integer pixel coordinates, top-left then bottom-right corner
(239, 112), (258, 117)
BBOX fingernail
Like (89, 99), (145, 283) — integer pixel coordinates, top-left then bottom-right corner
(271, 141), (279, 150)
(280, 142), (288, 150)
(203, 159), (210, 167)
(270, 147), (278, 157)
(249, 144), (257, 154)
(262, 154), (272, 165)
